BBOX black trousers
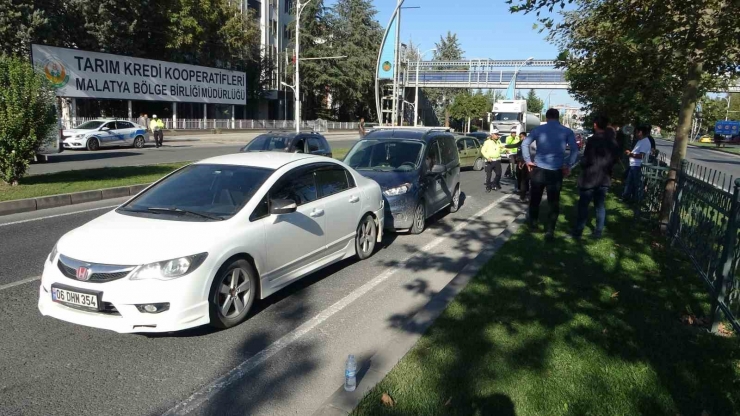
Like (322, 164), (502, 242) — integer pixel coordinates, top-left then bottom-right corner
(517, 162), (530, 198)
(485, 160), (502, 188)
(154, 130), (164, 147)
(528, 167), (563, 232)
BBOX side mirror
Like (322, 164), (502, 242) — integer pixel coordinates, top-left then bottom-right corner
(430, 164), (446, 174)
(270, 198), (297, 215)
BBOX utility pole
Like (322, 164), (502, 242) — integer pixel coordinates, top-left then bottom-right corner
(390, 0), (402, 126)
(414, 48), (436, 127)
(294, 0), (313, 133)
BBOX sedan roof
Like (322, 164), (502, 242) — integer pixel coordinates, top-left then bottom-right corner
(194, 152), (323, 169)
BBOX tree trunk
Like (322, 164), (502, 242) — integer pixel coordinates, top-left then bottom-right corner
(659, 60), (703, 230)
(444, 107), (450, 127)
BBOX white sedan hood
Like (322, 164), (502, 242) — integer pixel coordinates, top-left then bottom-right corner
(63, 129), (93, 136)
(57, 211), (227, 266)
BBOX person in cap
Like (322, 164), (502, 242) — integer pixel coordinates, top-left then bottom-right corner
(150, 115), (164, 148)
(481, 130), (505, 192)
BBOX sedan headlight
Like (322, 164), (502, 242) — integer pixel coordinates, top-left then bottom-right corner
(130, 253), (208, 281)
(383, 183), (412, 196)
(48, 244), (58, 264)
(73, 134), (85, 139)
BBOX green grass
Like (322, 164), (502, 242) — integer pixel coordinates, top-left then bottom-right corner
(0, 148), (350, 202)
(693, 142), (740, 155)
(353, 174), (740, 416)
(0, 163), (189, 201)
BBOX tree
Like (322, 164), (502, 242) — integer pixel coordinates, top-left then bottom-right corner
(510, 0), (740, 226)
(0, 56), (57, 185)
(424, 31), (465, 127)
(525, 89), (544, 114)
(449, 91), (490, 132)
(328, 0), (383, 121)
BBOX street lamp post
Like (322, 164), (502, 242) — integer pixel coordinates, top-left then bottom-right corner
(723, 95), (731, 121)
(414, 48), (436, 127)
(294, 0), (314, 133)
(509, 56), (534, 99)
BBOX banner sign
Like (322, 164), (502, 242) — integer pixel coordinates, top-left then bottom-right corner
(716, 120), (740, 136)
(376, 13), (398, 80)
(31, 44), (247, 105)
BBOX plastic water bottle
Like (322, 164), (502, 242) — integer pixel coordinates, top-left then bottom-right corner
(344, 354), (357, 392)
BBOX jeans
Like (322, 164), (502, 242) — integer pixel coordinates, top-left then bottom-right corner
(575, 186), (609, 236)
(529, 167), (563, 232)
(622, 166), (642, 201)
(485, 160), (502, 188)
(507, 154), (519, 190)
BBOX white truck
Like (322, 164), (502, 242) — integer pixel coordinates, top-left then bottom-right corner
(490, 100), (541, 136)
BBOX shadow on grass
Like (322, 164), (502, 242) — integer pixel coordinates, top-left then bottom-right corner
(353, 172), (740, 416)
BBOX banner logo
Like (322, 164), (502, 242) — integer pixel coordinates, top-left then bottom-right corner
(43, 59), (70, 88)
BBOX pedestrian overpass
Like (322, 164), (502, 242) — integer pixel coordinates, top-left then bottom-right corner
(405, 59), (568, 89)
(403, 59), (740, 92)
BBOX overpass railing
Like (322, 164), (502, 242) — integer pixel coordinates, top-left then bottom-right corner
(406, 70), (567, 85)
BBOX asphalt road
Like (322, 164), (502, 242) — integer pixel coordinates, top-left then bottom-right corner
(655, 138), (740, 181)
(0, 170), (526, 416)
(30, 134), (360, 176)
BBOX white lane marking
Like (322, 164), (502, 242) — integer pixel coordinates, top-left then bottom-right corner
(163, 193), (513, 416)
(0, 275), (41, 292)
(0, 205), (118, 228)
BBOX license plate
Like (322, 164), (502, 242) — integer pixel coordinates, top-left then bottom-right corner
(51, 286), (99, 310)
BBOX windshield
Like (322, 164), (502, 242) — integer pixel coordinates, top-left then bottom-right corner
(344, 140), (423, 172)
(75, 121), (105, 130)
(244, 135), (291, 152)
(494, 113), (521, 122)
(118, 164), (273, 221)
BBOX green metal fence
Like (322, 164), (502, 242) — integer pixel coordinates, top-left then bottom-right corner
(641, 159), (740, 334)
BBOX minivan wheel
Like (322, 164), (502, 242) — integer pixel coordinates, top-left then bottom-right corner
(209, 259), (257, 329)
(410, 201), (426, 234)
(446, 185), (461, 213)
(86, 137), (100, 151)
(133, 136), (145, 148)
(355, 214), (377, 260)
(473, 157), (484, 171)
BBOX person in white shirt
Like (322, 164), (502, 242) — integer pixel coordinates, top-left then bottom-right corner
(621, 125), (652, 202)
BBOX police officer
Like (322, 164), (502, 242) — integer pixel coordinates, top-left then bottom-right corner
(482, 130), (505, 192)
(504, 127), (520, 180)
(150, 115), (164, 148)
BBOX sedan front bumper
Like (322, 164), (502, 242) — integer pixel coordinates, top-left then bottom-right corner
(38, 257), (211, 333)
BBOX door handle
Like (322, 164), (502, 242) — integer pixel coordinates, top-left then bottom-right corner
(349, 195), (360, 203)
(309, 208), (324, 217)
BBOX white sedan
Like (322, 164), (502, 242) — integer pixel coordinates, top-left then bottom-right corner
(62, 119), (149, 151)
(38, 153), (384, 333)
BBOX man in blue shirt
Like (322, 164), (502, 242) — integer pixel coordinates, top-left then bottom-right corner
(521, 108), (579, 240)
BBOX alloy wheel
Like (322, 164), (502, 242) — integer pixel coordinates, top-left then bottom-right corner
(218, 268), (250, 318)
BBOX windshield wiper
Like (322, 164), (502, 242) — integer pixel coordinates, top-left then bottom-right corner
(146, 207), (224, 221)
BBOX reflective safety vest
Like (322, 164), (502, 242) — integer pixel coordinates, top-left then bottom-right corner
(505, 135), (520, 153)
(481, 139), (504, 160)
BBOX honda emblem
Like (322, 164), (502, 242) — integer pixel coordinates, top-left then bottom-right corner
(76, 266), (91, 281)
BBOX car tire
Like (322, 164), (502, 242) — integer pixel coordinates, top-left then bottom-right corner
(208, 259), (257, 329)
(445, 184), (461, 214)
(355, 214), (377, 260)
(133, 136), (145, 149)
(410, 200), (426, 235)
(473, 157), (484, 171)
(86, 137), (100, 151)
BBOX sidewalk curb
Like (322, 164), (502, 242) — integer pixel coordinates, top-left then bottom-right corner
(311, 212), (527, 416)
(0, 183), (151, 216)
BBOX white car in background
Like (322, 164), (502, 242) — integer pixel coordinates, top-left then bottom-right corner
(62, 119), (149, 151)
(38, 153), (384, 333)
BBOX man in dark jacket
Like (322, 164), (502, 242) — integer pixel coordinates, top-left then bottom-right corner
(571, 115), (621, 239)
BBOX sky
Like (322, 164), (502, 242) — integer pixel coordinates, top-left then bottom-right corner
(368, 0), (578, 107)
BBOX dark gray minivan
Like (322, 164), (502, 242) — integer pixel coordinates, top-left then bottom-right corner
(344, 128), (461, 234)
